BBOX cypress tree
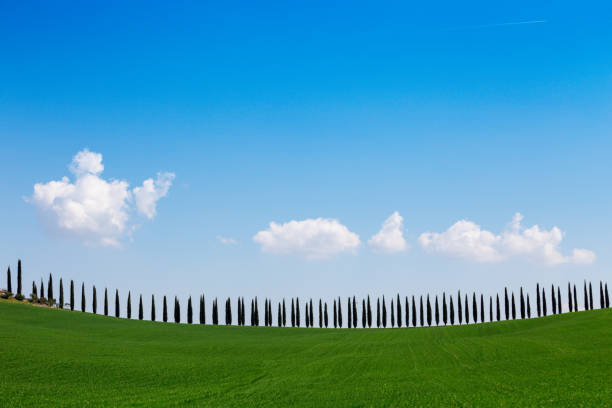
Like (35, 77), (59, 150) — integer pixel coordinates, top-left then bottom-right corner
(511, 292), (516, 320)
(305, 303), (310, 328)
(412, 296), (417, 327)
(450, 296), (455, 325)
(291, 298), (296, 327)
(536, 283), (541, 317)
(573, 284), (578, 312)
(32, 281), (36, 299)
(426, 295), (432, 326)
(263, 299), (268, 326)
(152, 295), (156, 321)
(382, 296), (387, 328)
(278, 302), (282, 327)
(376, 298), (380, 328)
(199, 295), (204, 324)
(352, 296), (357, 328)
(464, 294), (469, 324)
(605, 283), (610, 308)
(174, 297), (180, 323)
(163, 296), (168, 322)
(480, 294), (484, 323)
(48, 273), (53, 303)
(335, 299), (338, 328)
(442, 293), (448, 325)
(362, 299), (366, 328)
(472, 293), (477, 323)
(457, 291), (462, 325)
(104, 288), (108, 316)
(527, 293), (531, 318)
(6, 267), (11, 293)
(140, 295), (144, 321)
(396, 294), (401, 328)
(70, 280), (74, 311)
(296, 297), (301, 327)
(127, 291), (132, 319)
(368, 296), (373, 328)
(583, 281), (588, 310)
(324, 302), (329, 328)
(336, 297), (341, 328)
(542, 288), (547, 316)
(115, 289), (120, 318)
(419, 296), (424, 327)
(255, 296), (259, 326)
(40, 278), (44, 298)
(319, 299), (323, 328)
(551, 285), (557, 315)
(600, 282), (604, 309)
(17, 260), (22, 297)
(282, 299), (286, 327)
(227, 297), (232, 325)
(589, 282), (593, 310)
(348, 297), (352, 328)
(435, 295), (439, 326)
(489, 296), (493, 322)
(242, 297), (246, 325)
(520, 288), (525, 319)
(496, 294), (500, 321)
(556, 286), (561, 314)
(504, 287), (509, 320)
(81, 283), (85, 312)
(92, 286), (97, 314)
(59, 279), (64, 309)
(390, 298), (394, 328)
(405, 296), (409, 327)
(568, 283), (573, 313)
(249, 299), (253, 326)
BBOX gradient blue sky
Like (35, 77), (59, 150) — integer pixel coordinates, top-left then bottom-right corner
(1, 1), (611, 316)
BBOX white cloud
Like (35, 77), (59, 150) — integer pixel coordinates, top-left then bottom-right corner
(368, 211), (409, 253)
(27, 149), (174, 246)
(419, 213), (595, 266)
(217, 236), (237, 245)
(253, 218), (360, 259)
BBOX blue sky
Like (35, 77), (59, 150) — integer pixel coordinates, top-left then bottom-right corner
(1, 1), (611, 317)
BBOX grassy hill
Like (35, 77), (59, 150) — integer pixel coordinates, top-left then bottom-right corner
(0, 300), (610, 407)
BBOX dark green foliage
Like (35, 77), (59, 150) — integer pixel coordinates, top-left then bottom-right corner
(583, 281), (588, 311)
(311, 299), (315, 328)
(589, 282), (593, 310)
(542, 289), (547, 316)
(405, 296), (409, 327)
(464, 294), (469, 324)
(480, 294), (484, 323)
(48, 273), (53, 303)
(352, 297), (356, 328)
(573, 285), (578, 312)
(305, 302), (310, 328)
(600, 282), (604, 309)
(504, 287), (509, 320)
(115, 290), (120, 318)
(434, 296), (439, 326)
(187, 297), (193, 324)
(568, 283), (573, 313)
(104, 288), (108, 316)
(527, 294), (531, 318)
(291, 298), (296, 327)
(319, 299), (323, 328)
(40, 278), (44, 298)
(426, 295), (431, 327)
(174, 297), (180, 323)
(70, 281), (75, 311)
(92, 286), (97, 314)
(412, 296), (417, 327)
(296, 297), (300, 327)
(551, 285), (557, 315)
(59, 279), (64, 309)
(335, 297), (340, 328)
(163, 296), (168, 322)
(255, 297), (259, 326)
(382, 296), (387, 328)
(375, 298), (379, 328)
(152, 295), (156, 322)
(334, 299), (338, 328)
(390, 299), (394, 328)
(457, 291), (462, 325)
(199, 295), (204, 324)
(605, 283), (610, 308)
(81, 283), (85, 312)
(536, 283), (541, 317)
(324, 302), (328, 328)
(419, 296), (424, 327)
(511, 292), (516, 320)
(282, 299), (286, 327)
(496, 294), (500, 321)
(140, 295), (144, 321)
(6, 266), (11, 293)
(278, 302), (282, 327)
(489, 296), (493, 322)
(520, 288), (525, 319)
(472, 293), (477, 323)
(449, 296), (455, 325)
(17, 260), (22, 296)
(347, 297), (352, 328)
(362, 299), (366, 328)
(226, 297), (231, 325)
(368, 296), (373, 328)
(442, 293), (447, 325)
(557, 287), (562, 314)
(32, 281), (37, 299)
(396, 294), (401, 328)
(127, 291), (132, 319)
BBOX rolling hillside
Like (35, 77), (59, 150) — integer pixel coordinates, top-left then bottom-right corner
(0, 300), (610, 407)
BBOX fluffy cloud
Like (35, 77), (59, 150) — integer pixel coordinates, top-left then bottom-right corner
(253, 218), (360, 259)
(368, 211), (409, 253)
(217, 236), (237, 245)
(419, 213), (595, 265)
(28, 149), (174, 246)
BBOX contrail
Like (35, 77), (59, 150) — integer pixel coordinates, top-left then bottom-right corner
(445, 20), (547, 31)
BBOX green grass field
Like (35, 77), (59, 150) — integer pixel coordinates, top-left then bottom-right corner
(0, 300), (610, 407)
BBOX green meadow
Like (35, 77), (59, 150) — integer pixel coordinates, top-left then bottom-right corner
(0, 300), (610, 407)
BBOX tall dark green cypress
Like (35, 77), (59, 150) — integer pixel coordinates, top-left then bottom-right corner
(434, 295), (439, 326)
(115, 289), (120, 318)
(449, 296), (455, 325)
(17, 260), (22, 297)
(282, 299), (286, 327)
(457, 291), (462, 325)
(504, 287), (509, 320)
(472, 293), (477, 323)
(152, 295), (156, 321)
(527, 293), (531, 318)
(291, 298), (296, 327)
(296, 297), (300, 327)
(6, 266), (11, 293)
(139, 295), (144, 321)
(573, 284), (578, 312)
(226, 297), (231, 325)
(48, 273), (53, 303)
(382, 296), (387, 328)
(368, 296), (373, 328)
(186, 296), (192, 324)
(362, 299), (366, 328)
(536, 283), (541, 317)
(81, 283), (85, 312)
(32, 281), (36, 299)
(419, 296), (424, 327)
(336, 297), (340, 328)
(480, 294), (484, 323)
(520, 288), (525, 319)
(92, 286), (97, 314)
(390, 299), (394, 328)
(40, 278), (44, 298)
(604, 283), (609, 308)
(405, 296), (409, 327)
(556, 286), (561, 314)
(305, 302), (310, 328)
(352, 297), (356, 328)
(59, 279), (64, 309)
(163, 295), (168, 322)
(278, 302), (282, 327)
(375, 298), (379, 328)
(324, 302), (328, 328)
(489, 296), (493, 322)
(396, 294), (401, 328)
(542, 288), (547, 316)
(319, 299), (323, 328)
(583, 281), (588, 310)
(334, 299), (338, 328)
(464, 294), (469, 324)
(589, 282), (593, 310)
(199, 295), (204, 324)
(127, 291), (132, 319)
(511, 292), (516, 320)
(600, 282), (604, 309)
(442, 293), (448, 325)
(174, 297), (180, 323)
(551, 285), (557, 315)
(347, 297), (352, 328)
(496, 294), (500, 321)
(70, 280), (75, 311)
(568, 283), (573, 313)
(104, 288), (108, 315)
(412, 296), (417, 327)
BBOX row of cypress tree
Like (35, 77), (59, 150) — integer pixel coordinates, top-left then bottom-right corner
(3, 262), (611, 327)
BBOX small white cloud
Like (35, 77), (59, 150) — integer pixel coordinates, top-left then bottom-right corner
(28, 149), (173, 246)
(419, 213), (595, 266)
(368, 211), (409, 253)
(253, 218), (360, 259)
(217, 236), (237, 245)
